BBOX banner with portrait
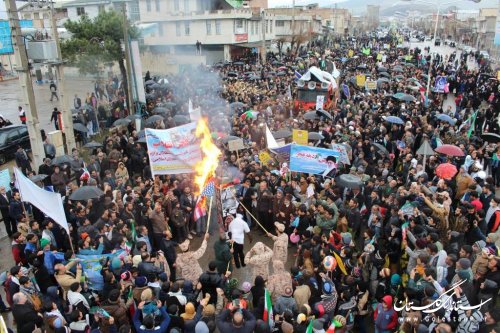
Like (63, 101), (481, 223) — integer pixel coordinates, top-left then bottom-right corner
(289, 145), (340, 176)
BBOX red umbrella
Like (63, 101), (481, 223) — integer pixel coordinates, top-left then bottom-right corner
(435, 163), (458, 180)
(435, 144), (465, 157)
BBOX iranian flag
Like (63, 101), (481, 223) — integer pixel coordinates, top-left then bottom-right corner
(305, 318), (314, 333)
(263, 289), (274, 329)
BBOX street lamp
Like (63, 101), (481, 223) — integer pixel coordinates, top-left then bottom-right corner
(400, 0), (480, 98)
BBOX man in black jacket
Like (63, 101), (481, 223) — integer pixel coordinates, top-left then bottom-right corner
(12, 292), (44, 333)
(199, 261), (223, 304)
(8, 191), (23, 235)
(216, 305), (256, 333)
(160, 230), (177, 282)
(137, 252), (164, 278)
(0, 186), (14, 237)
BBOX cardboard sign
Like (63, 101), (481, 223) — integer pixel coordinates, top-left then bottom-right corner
(356, 74), (366, 87)
(228, 138), (244, 151)
(348, 50), (354, 57)
(258, 151), (272, 166)
(316, 95), (325, 110)
(377, 53), (383, 61)
(365, 81), (377, 90)
(292, 129), (309, 145)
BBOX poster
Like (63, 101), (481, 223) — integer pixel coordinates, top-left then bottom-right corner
(76, 250), (126, 291)
(342, 84), (350, 99)
(292, 129), (309, 145)
(382, 55), (387, 63)
(434, 76), (447, 93)
(228, 139), (245, 151)
(145, 123), (202, 175)
(365, 81), (377, 90)
(258, 151), (272, 166)
(348, 49), (354, 57)
(221, 187), (238, 217)
(331, 144), (351, 165)
(377, 54), (383, 61)
(0, 169), (11, 191)
(356, 74), (366, 87)
(316, 95), (325, 110)
(289, 145), (340, 175)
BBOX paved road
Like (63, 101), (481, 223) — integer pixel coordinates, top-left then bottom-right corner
(0, 76), (96, 133)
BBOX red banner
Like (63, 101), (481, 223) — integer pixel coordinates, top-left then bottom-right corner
(235, 33), (248, 42)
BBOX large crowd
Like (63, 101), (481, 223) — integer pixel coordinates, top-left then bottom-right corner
(3, 33), (500, 333)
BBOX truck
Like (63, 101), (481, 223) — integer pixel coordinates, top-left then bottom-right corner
(294, 66), (337, 110)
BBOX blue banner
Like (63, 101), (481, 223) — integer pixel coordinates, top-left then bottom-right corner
(0, 20), (33, 55)
(76, 250), (125, 291)
(342, 84), (350, 99)
(270, 143), (293, 161)
(289, 145), (340, 175)
(0, 169), (11, 192)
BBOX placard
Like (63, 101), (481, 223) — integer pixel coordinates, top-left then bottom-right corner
(365, 81), (377, 90)
(228, 139), (244, 151)
(292, 129), (309, 145)
(316, 95), (325, 110)
(356, 74), (366, 87)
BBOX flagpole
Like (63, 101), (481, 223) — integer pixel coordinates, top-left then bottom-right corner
(206, 196), (214, 234)
(229, 190), (269, 233)
(226, 241), (233, 274)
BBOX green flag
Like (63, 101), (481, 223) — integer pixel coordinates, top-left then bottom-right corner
(362, 48), (371, 55)
(467, 111), (478, 138)
(306, 318), (314, 333)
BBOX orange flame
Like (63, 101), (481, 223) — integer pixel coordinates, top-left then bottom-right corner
(194, 118), (221, 194)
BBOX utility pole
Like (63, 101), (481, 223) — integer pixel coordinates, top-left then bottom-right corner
(5, 0), (45, 168)
(50, 0), (76, 152)
(261, 8), (266, 64)
(292, 0), (295, 35)
(123, 3), (135, 115)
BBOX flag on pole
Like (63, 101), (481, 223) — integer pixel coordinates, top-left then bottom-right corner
(263, 289), (274, 329)
(194, 196), (207, 221)
(201, 179), (215, 197)
(286, 85), (292, 100)
(467, 111), (478, 138)
(266, 125), (279, 149)
(80, 165), (90, 181)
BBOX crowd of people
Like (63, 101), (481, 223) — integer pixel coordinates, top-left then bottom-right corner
(4, 32), (500, 333)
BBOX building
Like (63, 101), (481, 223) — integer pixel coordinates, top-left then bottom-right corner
(18, 2), (52, 30)
(138, 0), (276, 74)
(367, 5), (380, 30)
(56, 0), (140, 23)
(477, 8), (497, 51)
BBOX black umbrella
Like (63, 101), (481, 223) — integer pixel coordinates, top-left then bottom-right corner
(51, 155), (73, 165)
(73, 123), (88, 133)
(377, 66), (387, 72)
(304, 111), (319, 120)
(233, 61), (244, 66)
(146, 115), (164, 125)
(335, 174), (363, 189)
(316, 109), (332, 120)
(69, 186), (105, 201)
(308, 132), (324, 141)
(379, 72), (391, 78)
(481, 132), (500, 143)
(272, 130), (292, 139)
(29, 174), (47, 182)
(372, 142), (390, 157)
(126, 114), (142, 120)
(152, 107), (168, 114)
(173, 115), (190, 124)
(221, 135), (240, 143)
(112, 119), (131, 127)
(83, 141), (103, 149)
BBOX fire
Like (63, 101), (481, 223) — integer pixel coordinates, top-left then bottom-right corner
(194, 118), (221, 194)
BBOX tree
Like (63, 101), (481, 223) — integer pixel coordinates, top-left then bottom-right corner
(61, 10), (139, 108)
(274, 36), (288, 58)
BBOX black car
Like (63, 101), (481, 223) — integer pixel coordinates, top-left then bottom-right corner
(0, 125), (31, 164)
(434, 38), (441, 46)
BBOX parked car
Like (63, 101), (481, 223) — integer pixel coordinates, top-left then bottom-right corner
(434, 38), (441, 46)
(479, 51), (490, 59)
(0, 125), (30, 165)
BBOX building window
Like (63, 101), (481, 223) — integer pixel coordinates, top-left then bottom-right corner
(251, 21), (255, 35)
(174, 0), (179, 11)
(155, 0), (160, 11)
(270, 20), (272, 33)
(215, 20), (221, 34)
(33, 13), (40, 20)
(98, 5), (105, 13)
(43, 13), (49, 19)
(256, 21), (259, 34)
(326, 20), (331, 27)
(146, 0), (151, 12)
(184, 0), (189, 12)
(206, 20), (212, 35)
(176, 22), (181, 36)
(235, 19), (243, 29)
(76, 7), (85, 16)
(184, 21), (190, 35)
(276, 20), (284, 27)
(158, 23), (164, 36)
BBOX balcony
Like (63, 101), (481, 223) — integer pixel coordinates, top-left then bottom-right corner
(139, 8), (253, 23)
